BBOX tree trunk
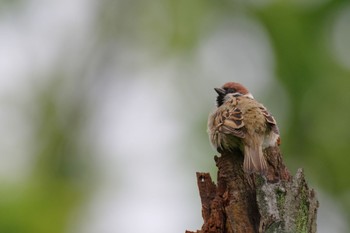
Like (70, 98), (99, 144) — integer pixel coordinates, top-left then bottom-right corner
(186, 146), (319, 233)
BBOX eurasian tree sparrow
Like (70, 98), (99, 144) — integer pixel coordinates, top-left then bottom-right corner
(207, 82), (280, 175)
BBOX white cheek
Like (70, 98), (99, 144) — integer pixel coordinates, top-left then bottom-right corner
(244, 93), (254, 99)
(262, 132), (279, 149)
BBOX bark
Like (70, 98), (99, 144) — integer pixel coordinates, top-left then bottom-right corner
(186, 146), (319, 233)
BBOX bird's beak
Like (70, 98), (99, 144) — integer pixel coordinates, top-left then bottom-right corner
(214, 87), (225, 95)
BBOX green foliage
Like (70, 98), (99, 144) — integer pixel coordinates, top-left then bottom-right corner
(254, 2), (350, 225)
(0, 184), (81, 233)
(1, 0), (350, 231)
(0, 75), (91, 233)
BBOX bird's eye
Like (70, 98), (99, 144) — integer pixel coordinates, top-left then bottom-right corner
(226, 88), (236, 93)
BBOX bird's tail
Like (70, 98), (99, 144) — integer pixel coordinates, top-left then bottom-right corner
(243, 144), (268, 175)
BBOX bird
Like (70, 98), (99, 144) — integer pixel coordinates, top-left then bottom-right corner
(207, 82), (280, 175)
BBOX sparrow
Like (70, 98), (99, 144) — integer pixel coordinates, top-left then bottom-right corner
(207, 82), (280, 175)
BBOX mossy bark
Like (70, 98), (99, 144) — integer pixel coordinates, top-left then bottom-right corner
(186, 146), (319, 233)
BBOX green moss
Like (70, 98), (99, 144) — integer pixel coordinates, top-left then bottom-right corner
(264, 221), (283, 233)
(255, 175), (266, 187)
(275, 187), (286, 217)
(296, 187), (309, 233)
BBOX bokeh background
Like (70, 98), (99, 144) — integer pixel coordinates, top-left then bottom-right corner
(1, 0), (350, 232)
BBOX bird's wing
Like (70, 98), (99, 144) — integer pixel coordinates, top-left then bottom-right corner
(259, 106), (280, 135)
(220, 107), (246, 138)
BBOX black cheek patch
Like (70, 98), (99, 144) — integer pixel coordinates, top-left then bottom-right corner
(216, 94), (225, 107)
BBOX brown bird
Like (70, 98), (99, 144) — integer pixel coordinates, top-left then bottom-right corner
(207, 82), (280, 175)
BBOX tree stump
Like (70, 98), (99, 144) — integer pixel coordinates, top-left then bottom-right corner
(186, 146), (319, 233)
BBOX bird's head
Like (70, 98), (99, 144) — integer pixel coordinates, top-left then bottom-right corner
(214, 82), (254, 107)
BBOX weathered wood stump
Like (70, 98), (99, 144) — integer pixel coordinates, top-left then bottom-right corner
(186, 147), (318, 233)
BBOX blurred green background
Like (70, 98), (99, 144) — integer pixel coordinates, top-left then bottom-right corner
(0, 0), (350, 232)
